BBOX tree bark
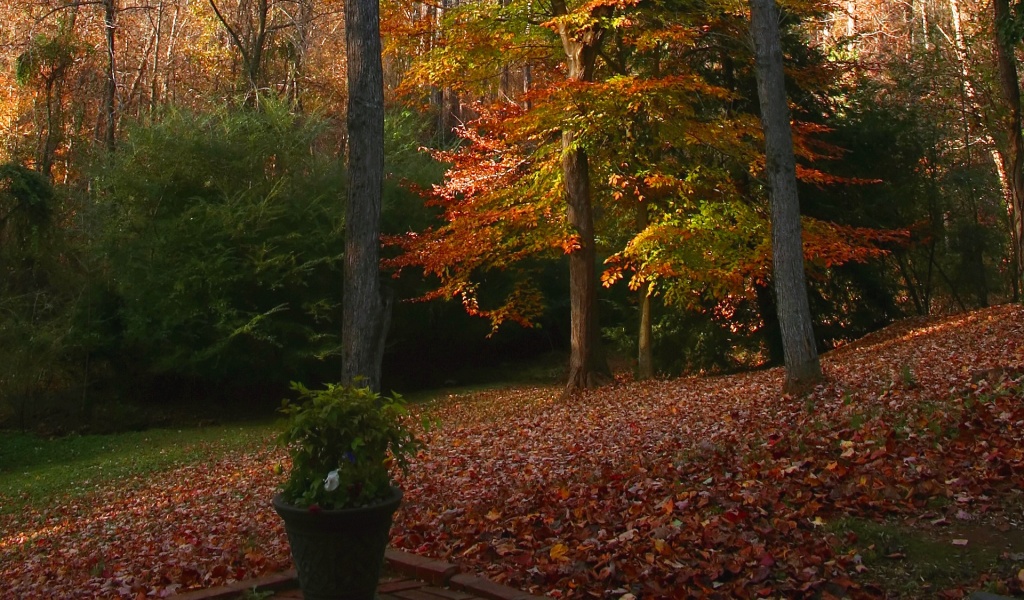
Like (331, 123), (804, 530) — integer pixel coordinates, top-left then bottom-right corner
(749, 0), (822, 392)
(341, 0), (388, 391)
(149, 0), (164, 117)
(553, 0), (612, 394)
(562, 130), (610, 392)
(945, 0), (1021, 299)
(429, 0), (461, 143)
(993, 0), (1024, 297)
(249, 0), (269, 99)
(102, 0), (117, 151)
(284, 0), (312, 109)
(636, 201), (653, 380)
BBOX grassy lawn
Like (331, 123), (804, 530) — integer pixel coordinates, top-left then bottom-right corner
(0, 377), (473, 518)
(0, 421), (279, 516)
(830, 514), (1024, 598)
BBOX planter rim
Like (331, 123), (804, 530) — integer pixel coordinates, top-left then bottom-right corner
(272, 486), (403, 516)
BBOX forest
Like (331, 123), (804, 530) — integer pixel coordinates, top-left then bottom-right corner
(0, 0), (1021, 424)
(2, 2), (1024, 598)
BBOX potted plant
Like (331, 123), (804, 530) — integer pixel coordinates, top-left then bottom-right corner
(273, 382), (421, 600)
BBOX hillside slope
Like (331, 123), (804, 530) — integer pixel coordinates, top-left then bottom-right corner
(1, 305), (1022, 598)
(396, 304), (1024, 598)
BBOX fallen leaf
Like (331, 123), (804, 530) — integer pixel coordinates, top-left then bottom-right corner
(550, 543), (569, 561)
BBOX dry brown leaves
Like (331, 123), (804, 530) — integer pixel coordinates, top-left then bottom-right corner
(0, 449), (292, 598)
(1, 305), (1022, 598)
(393, 304), (1024, 598)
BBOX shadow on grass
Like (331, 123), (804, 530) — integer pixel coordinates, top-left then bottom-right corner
(0, 422), (278, 515)
(830, 514), (1024, 598)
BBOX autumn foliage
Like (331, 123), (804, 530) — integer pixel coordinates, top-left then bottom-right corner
(385, 104), (569, 331)
(2, 0), (1024, 593)
(2, 305), (1022, 598)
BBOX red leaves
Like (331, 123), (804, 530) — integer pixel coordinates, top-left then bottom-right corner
(392, 305), (1024, 597)
(1, 449), (292, 598)
(3, 306), (1022, 598)
(383, 105), (565, 332)
(802, 220), (911, 269)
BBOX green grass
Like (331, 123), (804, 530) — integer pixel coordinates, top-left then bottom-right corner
(0, 421), (279, 515)
(0, 367), (559, 518)
(830, 516), (1024, 597)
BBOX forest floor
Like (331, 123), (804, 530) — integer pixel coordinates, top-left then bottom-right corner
(1, 304), (1022, 598)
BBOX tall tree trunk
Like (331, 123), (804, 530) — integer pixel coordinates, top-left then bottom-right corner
(562, 130), (610, 392)
(150, 0), (164, 117)
(430, 0), (460, 142)
(341, 0), (388, 391)
(946, 0), (1021, 298)
(523, 63), (532, 110)
(159, 1), (184, 112)
(124, 26), (155, 117)
(553, 0), (612, 394)
(636, 201), (653, 380)
(249, 0), (269, 101)
(993, 0), (1024, 298)
(285, 0), (312, 110)
(893, 252), (926, 315)
(41, 80), (58, 177)
(749, 0), (822, 392)
(499, 0), (512, 100)
(919, 0), (932, 51)
(102, 0), (117, 151)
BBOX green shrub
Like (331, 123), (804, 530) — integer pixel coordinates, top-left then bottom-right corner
(0, 163), (81, 430)
(85, 103), (346, 392)
(277, 383), (421, 509)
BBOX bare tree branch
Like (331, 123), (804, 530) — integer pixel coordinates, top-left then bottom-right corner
(207, 0), (252, 70)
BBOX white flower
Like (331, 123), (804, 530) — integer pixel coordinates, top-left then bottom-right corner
(324, 469), (340, 492)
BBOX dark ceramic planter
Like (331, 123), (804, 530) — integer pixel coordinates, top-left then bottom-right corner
(272, 487), (402, 600)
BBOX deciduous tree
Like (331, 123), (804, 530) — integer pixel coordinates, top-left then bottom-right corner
(550, 0), (613, 392)
(992, 0), (1024, 294)
(341, 0), (389, 390)
(749, 0), (822, 391)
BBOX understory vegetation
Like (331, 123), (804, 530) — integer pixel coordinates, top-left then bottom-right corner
(1, 91), (1016, 432)
(4, 0), (1024, 431)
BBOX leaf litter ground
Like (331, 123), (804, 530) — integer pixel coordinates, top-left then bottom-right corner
(1, 305), (1022, 598)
